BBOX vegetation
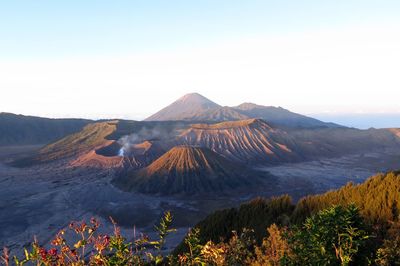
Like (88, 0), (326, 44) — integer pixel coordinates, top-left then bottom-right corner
(288, 205), (369, 265)
(1, 171), (399, 265)
(176, 195), (293, 250)
(0, 205), (382, 265)
(292, 171), (400, 224)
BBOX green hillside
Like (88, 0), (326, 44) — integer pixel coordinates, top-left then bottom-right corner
(175, 171), (400, 263)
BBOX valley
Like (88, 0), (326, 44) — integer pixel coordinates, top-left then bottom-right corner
(1, 93), (400, 258)
(1, 144), (399, 254)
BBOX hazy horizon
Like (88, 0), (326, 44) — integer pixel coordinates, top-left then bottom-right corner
(3, 91), (400, 129)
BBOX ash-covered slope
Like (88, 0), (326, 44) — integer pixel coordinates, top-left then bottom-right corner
(178, 119), (300, 164)
(187, 106), (248, 122)
(114, 146), (263, 195)
(144, 93), (220, 121)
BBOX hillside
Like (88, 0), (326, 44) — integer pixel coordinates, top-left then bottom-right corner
(12, 121), (118, 166)
(234, 103), (340, 128)
(182, 171), (400, 248)
(178, 119), (301, 164)
(289, 127), (400, 157)
(0, 112), (91, 146)
(114, 145), (265, 195)
(292, 170), (400, 223)
(186, 106), (248, 122)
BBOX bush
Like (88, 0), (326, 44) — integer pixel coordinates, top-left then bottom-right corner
(287, 205), (369, 265)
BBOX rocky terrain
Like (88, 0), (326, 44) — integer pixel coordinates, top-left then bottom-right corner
(178, 119), (300, 164)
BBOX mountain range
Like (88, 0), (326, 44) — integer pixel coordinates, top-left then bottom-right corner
(145, 93), (340, 128)
(4, 93), (400, 196)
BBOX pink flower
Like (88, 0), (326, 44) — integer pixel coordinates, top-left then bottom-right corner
(48, 248), (57, 257)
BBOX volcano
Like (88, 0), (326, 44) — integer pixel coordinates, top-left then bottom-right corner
(114, 145), (264, 195)
(178, 119), (301, 164)
(144, 93), (340, 128)
(144, 93), (220, 121)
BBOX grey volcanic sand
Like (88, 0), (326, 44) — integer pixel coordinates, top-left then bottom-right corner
(1, 146), (400, 257)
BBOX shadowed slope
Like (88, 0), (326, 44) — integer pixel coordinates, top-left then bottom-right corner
(0, 112), (91, 146)
(114, 146), (265, 195)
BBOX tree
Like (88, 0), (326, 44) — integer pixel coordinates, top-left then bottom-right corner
(376, 221), (400, 265)
(251, 224), (291, 266)
(288, 205), (369, 266)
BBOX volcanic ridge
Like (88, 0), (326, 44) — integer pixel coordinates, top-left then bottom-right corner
(113, 145), (265, 195)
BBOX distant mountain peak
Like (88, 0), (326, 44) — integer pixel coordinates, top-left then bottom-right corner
(144, 93), (342, 128)
(178, 92), (210, 102)
(144, 93), (220, 121)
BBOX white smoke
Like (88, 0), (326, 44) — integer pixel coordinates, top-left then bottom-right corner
(116, 124), (185, 156)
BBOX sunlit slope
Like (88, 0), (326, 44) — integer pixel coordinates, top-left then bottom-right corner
(13, 121), (118, 166)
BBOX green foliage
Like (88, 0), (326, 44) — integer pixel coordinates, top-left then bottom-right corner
(177, 228), (205, 265)
(176, 194), (293, 254)
(222, 229), (256, 265)
(2, 172), (400, 265)
(149, 211), (177, 264)
(288, 205), (369, 265)
(292, 172), (400, 225)
(375, 221), (400, 265)
(250, 224), (291, 266)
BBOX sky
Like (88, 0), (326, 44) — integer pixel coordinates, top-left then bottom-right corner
(1, 0), (400, 126)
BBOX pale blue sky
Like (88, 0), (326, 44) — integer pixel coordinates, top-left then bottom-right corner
(1, 1), (400, 126)
(1, 0), (399, 59)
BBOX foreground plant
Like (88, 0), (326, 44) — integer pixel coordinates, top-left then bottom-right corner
(1, 204), (389, 265)
(2, 211), (176, 266)
(288, 205), (370, 266)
